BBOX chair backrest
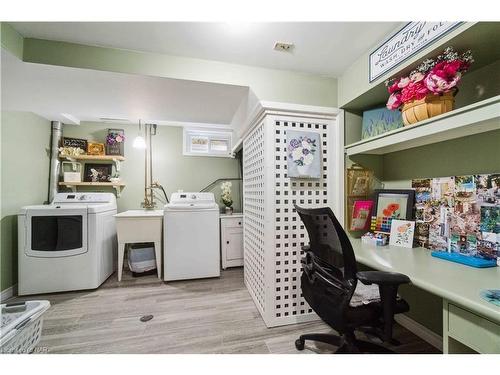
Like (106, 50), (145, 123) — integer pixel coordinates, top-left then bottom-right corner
(295, 205), (358, 286)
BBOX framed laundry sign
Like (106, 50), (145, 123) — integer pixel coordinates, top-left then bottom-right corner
(369, 22), (462, 82)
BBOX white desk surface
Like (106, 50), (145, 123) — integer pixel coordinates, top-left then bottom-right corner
(350, 238), (500, 323)
(114, 209), (164, 218)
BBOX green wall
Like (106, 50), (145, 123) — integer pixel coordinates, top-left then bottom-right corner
(0, 117), (240, 293)
(1, 111), (51, 292)
(61, 122), (241, 212)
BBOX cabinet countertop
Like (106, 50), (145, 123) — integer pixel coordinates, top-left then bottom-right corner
(115, 210), (164, 218)
(220, 213), (243, 218)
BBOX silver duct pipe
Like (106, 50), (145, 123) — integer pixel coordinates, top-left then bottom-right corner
(47, 121), (63, 203)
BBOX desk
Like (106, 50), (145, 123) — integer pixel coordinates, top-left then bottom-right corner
(114, 210), (164, 281)
(350, 238), (500, 353)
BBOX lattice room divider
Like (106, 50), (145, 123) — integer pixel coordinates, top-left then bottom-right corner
(243, 108), (341, 327)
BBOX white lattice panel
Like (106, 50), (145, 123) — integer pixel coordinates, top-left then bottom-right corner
(243, 121), (266, 314)
(271, 117), (330, 325)
(243, 111), (338, 327)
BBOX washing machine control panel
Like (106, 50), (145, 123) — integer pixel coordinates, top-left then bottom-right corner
(53, 192), (115, 204)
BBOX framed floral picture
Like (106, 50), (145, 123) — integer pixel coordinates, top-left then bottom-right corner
(83, 163), (112, 182)
(389, 219), (415, 248)
(286, 130), (321, 179)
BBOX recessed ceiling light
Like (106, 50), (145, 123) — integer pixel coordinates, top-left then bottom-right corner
(274, 42), (294, 52)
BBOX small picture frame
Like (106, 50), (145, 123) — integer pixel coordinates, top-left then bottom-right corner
(83, 163), (112, 182)
(87, 142), (105, 155)
(105, 129), (125, 156)
(350, 200), (373, 231)
(389, 219), (416, 248)
(62, 137), (88, 151)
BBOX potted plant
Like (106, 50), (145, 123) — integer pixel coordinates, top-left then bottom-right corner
(221, 181), (233, 214)
(385, 47), (474, 126)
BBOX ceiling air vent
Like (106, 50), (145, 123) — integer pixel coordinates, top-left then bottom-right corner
(273, 42), (294, 52)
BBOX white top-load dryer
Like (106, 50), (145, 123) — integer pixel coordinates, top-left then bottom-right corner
(18, 193), (117, 295)
(164, 192), (220, 281)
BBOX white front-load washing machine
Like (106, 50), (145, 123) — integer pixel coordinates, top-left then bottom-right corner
(164, 192), (220, 281)
(18, 192), (117, 295)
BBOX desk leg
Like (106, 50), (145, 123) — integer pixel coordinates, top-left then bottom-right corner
(154, 241), (162, 280)
(118, 242), (125, 282)
(442, 300), (449, 354)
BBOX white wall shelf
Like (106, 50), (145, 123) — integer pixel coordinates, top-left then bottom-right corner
(344, 95), (500, 156)
(59, 154), (125, 171)
(58, 181), (126, 197)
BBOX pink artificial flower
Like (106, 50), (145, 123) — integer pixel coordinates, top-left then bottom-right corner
(398, 77), (411, 89)
(401, 80), (430, 103)
(387, 77), (410, 94)
(386, 92), (402, 110)
(409, 71), (425, 82)
(424, 72), (462, 94)
(387, 79), (401, 94)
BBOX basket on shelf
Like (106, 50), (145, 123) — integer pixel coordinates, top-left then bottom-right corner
(401, 92), (455, 126)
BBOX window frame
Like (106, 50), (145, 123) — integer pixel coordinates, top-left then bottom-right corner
(183, 128), (233, 157)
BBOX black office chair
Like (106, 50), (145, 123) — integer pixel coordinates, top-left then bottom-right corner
(294, 205), (411, 354)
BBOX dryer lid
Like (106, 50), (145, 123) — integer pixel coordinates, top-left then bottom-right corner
(165, 192), (218, 210)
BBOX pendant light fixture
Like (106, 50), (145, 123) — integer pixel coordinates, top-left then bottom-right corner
(132, 120), (147, 149)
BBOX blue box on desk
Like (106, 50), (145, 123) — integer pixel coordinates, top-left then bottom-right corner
(361, 107), (404, 140)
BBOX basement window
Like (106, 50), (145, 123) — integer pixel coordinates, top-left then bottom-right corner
(183, 128), (232, 157)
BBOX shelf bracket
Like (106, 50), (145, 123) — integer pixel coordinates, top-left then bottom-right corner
(113, 158), (121, 172)
(113, 185), (122, 198)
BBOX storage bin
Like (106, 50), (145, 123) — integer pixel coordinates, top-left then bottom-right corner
(128, 243), (157, 274)
(0, 300), (50, 354)
(61, 161), (82, 182)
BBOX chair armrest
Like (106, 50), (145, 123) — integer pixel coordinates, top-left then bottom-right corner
(356, 271), (410, 286)
(357, 271), (411, 343)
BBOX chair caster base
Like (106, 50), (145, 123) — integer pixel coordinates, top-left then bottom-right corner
(295, 339), (305, 351)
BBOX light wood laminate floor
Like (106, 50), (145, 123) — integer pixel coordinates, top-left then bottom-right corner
(10, 268), (440, 354)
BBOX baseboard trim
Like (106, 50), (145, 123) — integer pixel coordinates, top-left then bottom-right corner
(0, 284), (17, 302)
(395, 314), (443, 351)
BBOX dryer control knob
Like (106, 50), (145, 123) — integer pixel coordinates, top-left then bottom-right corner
(191, 194), (197, 199)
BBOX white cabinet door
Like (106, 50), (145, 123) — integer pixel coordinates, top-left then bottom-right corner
(226, 227), (243, 261)
(220, 216), (244, 269)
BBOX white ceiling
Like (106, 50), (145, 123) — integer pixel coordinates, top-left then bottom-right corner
(1, 50), (248, 126)
(10, 22), (400, 77)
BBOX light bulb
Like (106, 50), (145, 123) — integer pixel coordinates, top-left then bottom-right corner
(133, 135), (146, 149)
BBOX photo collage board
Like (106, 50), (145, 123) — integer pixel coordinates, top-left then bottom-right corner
(412, 174), (500, 261)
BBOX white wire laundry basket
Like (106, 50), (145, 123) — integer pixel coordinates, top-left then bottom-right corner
(0, 300), (50, 354)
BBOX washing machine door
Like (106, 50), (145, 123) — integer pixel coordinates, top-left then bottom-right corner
(25, 207), (88, 258)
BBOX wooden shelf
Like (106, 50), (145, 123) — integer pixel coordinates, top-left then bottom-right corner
(59, 154), (125, 161)
(59, 154), (125, 172)
(59, 181), (126, 197)
(59, 182), (125, 187)
(344, 95), (500, 156)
